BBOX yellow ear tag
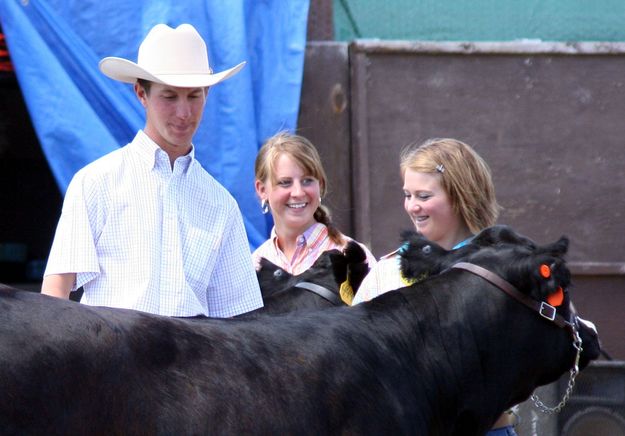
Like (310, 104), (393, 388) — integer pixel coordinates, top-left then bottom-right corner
(340, 281), (354, 305)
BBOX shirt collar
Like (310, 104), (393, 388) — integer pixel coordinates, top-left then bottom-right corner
(452, 236), (474, 250)
(132, 130), (195, 173)
(270, 222), (328, 251)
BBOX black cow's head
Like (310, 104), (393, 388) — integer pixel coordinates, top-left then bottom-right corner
(459, 229), (601, 366)
(464, 228), (571, 303)
(399, 225), (601, 371)
(470, 224), (538, 249)
(399, 224), (542, 284)
(398, 230), (479, 282)
(254, 241), (369, 313)
(397, 225), (600, 429)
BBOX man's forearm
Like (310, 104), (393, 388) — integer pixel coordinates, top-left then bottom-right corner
(41, 273), (76, 299)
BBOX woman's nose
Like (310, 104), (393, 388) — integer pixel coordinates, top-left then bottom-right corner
(290, 181), (304, 197)
(407, 198), (421, 212)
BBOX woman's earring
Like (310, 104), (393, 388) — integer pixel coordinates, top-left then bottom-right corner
(261, 199), (270, 214)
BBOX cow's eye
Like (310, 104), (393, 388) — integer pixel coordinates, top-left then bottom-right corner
(273, 269), (285, 279)
(422, 245), (432, 254)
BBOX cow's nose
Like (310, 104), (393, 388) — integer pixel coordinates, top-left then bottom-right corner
(577, 316), (598, 335)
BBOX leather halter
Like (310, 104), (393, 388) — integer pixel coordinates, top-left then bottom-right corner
(295, 282), (343, 306)
(451, 262), (575, 333)
(450, 261), (584, 414)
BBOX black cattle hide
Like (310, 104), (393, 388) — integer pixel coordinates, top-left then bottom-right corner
(0, 227), (600, 435)
(249, 240), (369, 315)
(399, 224), (539, 283)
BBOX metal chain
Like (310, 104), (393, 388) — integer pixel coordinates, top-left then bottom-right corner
(531, 329), (583, 414)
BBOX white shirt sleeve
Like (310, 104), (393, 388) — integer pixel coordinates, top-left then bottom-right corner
(44, 170), (101, 290)
(205, 203), (263, 317)
(352, 256), (404, 304)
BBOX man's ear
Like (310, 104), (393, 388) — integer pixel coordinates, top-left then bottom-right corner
(134, 82), (148, 108)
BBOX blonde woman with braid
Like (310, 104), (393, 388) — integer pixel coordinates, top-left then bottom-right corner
(253, 132), (376, 278)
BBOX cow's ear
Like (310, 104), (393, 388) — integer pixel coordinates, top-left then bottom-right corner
(344, 241), (369, 293)
(537, 236), (569, 258)
(329, 251), (349, 285)
(344, 241), (366, 264)
(258, 257), (278, 272)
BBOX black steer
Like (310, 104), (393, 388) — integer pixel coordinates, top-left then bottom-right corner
(250, 240), (369, 314)
(398, 224), (539, 283)
(0, 227), (600, 435)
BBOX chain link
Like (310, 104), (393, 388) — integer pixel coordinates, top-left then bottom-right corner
(531, 330), (583, 414)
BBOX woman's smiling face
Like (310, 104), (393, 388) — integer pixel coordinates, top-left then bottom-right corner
(403, 168), (468, 250)
(258, 153), (321, 236)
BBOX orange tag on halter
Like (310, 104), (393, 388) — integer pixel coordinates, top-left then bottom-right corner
(547, 286), (564, 306)
(539, 264), (551, 278)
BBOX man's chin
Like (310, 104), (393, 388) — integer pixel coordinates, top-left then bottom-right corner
(167, 136), (193, 149)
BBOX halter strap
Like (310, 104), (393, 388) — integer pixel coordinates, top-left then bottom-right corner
(295, 282), (342, 306)
(451, 262), (573, 332)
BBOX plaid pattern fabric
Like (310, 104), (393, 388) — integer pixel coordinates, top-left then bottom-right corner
(253, 222), (376, 276)
(353, 236), (474, 304)
(352, 253), (403, 304)
(45, 131), (262, 317)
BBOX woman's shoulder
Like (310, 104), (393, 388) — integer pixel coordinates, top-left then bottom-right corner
(252, 237), (277, 259)
(380, 248), (400, 260)
(369, 253), (401, 274)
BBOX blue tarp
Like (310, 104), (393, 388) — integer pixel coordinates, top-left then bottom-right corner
(0, 0), (310, 249)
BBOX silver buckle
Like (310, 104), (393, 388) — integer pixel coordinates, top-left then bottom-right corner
(539, 301), (557, 321)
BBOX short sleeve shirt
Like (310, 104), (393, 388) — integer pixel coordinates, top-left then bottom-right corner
(352, 237), (474, 304)
(44, 130), (263, 317)
(252, 222), (376, 275)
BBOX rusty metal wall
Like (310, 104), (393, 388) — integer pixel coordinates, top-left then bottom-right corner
(298, 41), (625, 360)
(306, 0), (334, 41)
(298, 42), (353, 237)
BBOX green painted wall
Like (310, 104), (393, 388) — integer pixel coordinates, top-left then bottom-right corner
(334, 0), (625, 41)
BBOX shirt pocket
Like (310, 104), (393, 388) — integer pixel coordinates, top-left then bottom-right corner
(182, 226), (222, 291)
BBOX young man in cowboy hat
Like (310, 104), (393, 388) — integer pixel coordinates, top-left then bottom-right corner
(41, 24), (263, 317)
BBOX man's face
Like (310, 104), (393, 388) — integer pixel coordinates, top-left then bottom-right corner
(135, 82), (207, 155)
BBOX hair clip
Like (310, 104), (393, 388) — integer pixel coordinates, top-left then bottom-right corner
(435, 164), (445, 173)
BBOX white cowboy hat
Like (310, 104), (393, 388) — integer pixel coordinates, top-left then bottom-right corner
(99, 23), (245, 88)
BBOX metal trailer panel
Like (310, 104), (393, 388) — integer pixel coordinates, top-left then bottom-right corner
(347, 41), (625, 361)
(299, 41), (625, 361)
(298, 42), (353, 237)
